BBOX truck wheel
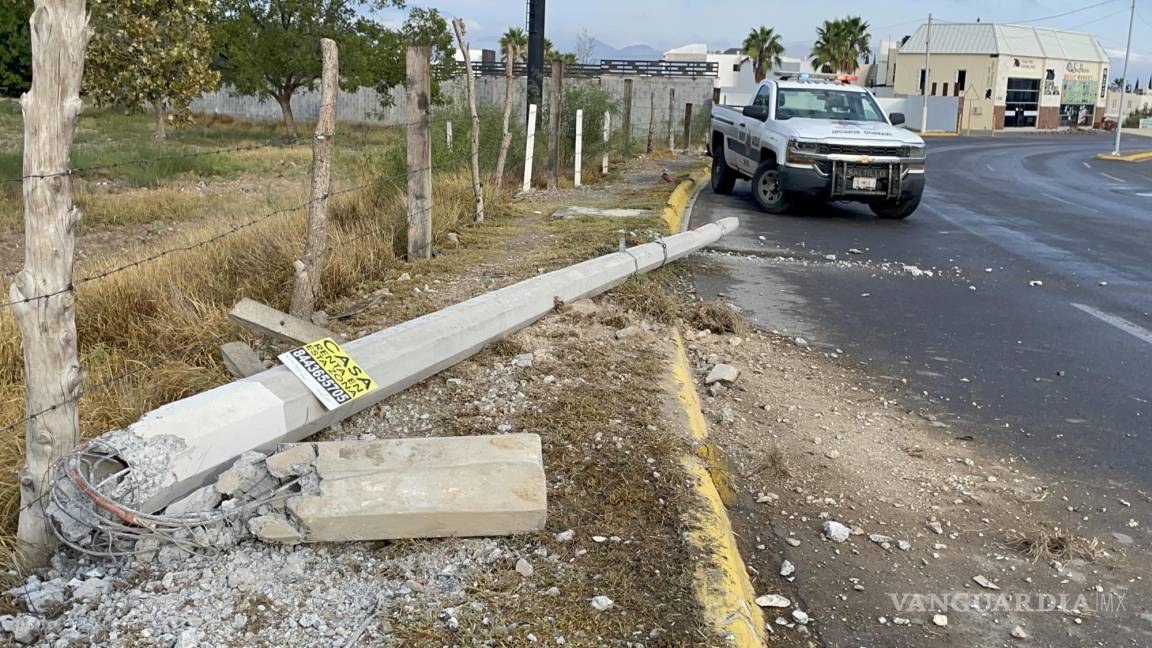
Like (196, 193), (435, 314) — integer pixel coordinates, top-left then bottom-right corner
(751, 161), (790, 214)
(711, 147), (736, 195)
(870, 196), (921, 220)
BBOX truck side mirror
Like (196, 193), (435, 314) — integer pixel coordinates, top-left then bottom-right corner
(889, 112), (906, 126)
(742, 105), (771, 122)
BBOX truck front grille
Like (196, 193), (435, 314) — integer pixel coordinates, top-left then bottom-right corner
(817, 143), (908, 157)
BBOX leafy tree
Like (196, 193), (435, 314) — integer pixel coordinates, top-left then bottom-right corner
(811, 16), (871, 75)
(209, 0), (406, 140)
(500, 27), (527, 62)
(87, 0), (221, 139)
(0, 0), (32, 97)
(743, 26), (784, 83)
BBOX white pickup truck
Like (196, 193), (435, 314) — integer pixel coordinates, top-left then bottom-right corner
(709, 76), (926, 219)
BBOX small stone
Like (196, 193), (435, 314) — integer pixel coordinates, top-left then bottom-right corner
(893, 617), (910, 625)
(868, 533), (893, 544)
(615, 326), (641, 340)
(779, 560), (795, 577)
(823, 520), (851, 543)
(1029, 280), (1043, 287)
(791, 610), (810, 625)
(824, 450), (840, 460)
(785, 538), (801, 547)
(928, 520), (944, 535)
(543, 586), (561, 597)
(705, 364), (740, 385)
(756, 493), (779, 503)
(897, 541), (911, 552)
(71, 577), (111, 603)
(555, 530), (575, 542)
(973, 575), (1000, 590)
(0, 615), (40, 645)
(397, 272), (411, 281)
(512, 353), (534, 368)
(933, 614), (948, 627)
(1010, 625), (1028, 639)
(754, 594), (791, 608)
(794, 337), (809, 347)
(515, 558), (534, 577)
(590, 595), (614, 611)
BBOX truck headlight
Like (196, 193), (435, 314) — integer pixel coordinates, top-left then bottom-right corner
(907, 145), (926, 159)
(788, 138), (820, 165)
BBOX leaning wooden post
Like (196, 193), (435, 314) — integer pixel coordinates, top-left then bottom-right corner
(682, 102), (694, 149)
(446, 120), (453, 148)
(621, 78), (633, 156)
(547, 60), (563, 191)
(406, 46), (433, 260)
(601, 110), (611, 175)
(289, 38), (339, 319)
(574, 108), (583, 187)
(646, 90), (655, 154)
(522, 103), (537, 193)
(12, 0), (90, 567)
(451, 18), (485, 223)
(666, 88), (675, 150)
(493, 44), (516, 192)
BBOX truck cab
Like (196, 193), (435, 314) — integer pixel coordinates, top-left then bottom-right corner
(709, 75), (926, 219)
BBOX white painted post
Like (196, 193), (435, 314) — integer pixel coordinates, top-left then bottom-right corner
(446, 120), (453, 148)
(574, 109), (583, 187)
(602, 111), (610, 175)
(523, 103), (537, 193)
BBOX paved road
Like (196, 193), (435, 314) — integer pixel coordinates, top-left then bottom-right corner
(690, 134), (1152, 490)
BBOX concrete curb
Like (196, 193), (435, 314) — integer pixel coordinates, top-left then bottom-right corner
(679, 168), (711, 234)
(663, 169), (711, 234)
(1095, 150), (1152, 162)
(669, 330), (766, 646)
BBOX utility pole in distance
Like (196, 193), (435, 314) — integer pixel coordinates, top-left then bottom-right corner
(921, 13), (931, 133)
(1113, 0), (1135, 155)
(527, 0), (546, 122)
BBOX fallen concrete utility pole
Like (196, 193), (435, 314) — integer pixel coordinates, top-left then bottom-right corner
(47, 218), (739, 550)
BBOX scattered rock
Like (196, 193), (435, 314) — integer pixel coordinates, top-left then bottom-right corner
(590, 595), (614, 611)
(897, 541), (911, 552)
(785, 538), (801, 547)
(615, 326), (641, 340)
(555, 529), (575, 542)
(824, 450), (840, 460)
(823, 521), (851, 543)
(927, 520), (944, 535)
(868, 534), (893, 545)
(791, 610), (810, 625)
(705, 364), (740, 385)
(1010, 625), (1028, 639)
(512, 353), (535, 368)
(779, 560), (795, 577)
(515, 558), (534, 577)
(933, 614), (948, 627)
(754, 594), (791, 608)
(71, 577), (111, 603)
(164, 484), (225, 516)
(973, 575), (1000, 590)
(1028, 280), (1043, 287)
(794, 337), (809, 347)
(0, 615), (40, 645)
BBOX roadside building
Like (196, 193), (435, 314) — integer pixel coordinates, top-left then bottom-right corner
(894, 23), (1110, 132)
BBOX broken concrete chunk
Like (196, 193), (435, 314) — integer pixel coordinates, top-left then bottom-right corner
(823, 521), (851, 543)
(553, 206), (651, 220)
(755, 594), (791, 608)
(268, 434), (546, 543)
(248, 515), (304, 545)
(219, 342), (264, 379)
(228, 298), (344, 345)
(705, 364), (740, 385)
(215, 451), (271, 497)
(0, 615), (40, 645)
(265, 444), (318, 480)
(164, 485), (224, 517)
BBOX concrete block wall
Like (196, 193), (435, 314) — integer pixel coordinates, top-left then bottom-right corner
(191, 75), (715, 138)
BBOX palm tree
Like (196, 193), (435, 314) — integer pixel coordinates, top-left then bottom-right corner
(811, 17), (871, 75)
(500, 27), (528, 61)
(742, 26), (784, 83)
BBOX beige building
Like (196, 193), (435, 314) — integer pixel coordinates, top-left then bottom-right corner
(895, 23), (1110, 132)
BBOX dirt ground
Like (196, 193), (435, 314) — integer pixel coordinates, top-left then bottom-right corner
(676, 262), (1152, 647)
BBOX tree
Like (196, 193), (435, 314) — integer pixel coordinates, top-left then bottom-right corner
(209, 0), (405, 141)
(811, 16), (871, 75)
(575, 28), (596, 65)
(0, 0), (32, 97)
(87, 0), (220, 139)
(500, 27), (527, 61)
(742, 26), (784, 83)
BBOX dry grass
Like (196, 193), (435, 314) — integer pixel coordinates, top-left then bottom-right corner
(1005, 529), (1101, 563)
(685, 299), (749, 337)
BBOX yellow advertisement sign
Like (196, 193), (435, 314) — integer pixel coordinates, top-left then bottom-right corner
(278, 338), (378, 410)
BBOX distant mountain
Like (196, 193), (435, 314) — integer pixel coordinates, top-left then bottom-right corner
(588, 39), (661, 62)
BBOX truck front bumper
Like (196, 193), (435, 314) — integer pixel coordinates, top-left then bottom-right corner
(780, 163), (925, 202)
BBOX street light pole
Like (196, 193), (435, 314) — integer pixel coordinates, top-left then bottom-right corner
(1112, 0), (1136, 155)
(922, 14), (931, 133)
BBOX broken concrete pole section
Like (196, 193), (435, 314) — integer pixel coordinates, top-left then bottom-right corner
(49, 218), (739, 532)
(229, 298), (344, 345)
(249, 434), (547, 543)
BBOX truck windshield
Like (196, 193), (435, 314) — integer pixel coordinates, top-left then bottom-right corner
(776, 88), (887, 122)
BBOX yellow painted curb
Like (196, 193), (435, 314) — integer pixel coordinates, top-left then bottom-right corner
(1095, 150), (1152, 162)
(662, 170), (711, 234)
(670, 330), (767, 646)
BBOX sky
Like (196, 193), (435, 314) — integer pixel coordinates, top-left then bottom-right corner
(378, 0), (1152, 82)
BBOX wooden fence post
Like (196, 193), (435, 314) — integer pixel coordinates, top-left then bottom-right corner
(574, 109), (583, 187)
(446, 121), (453, 148)
(451, 18), (485, 223)
(406, 46), (433, 260)
(602, 111), (611, 174)
(666, 88), (675, 150)
(621, 79), (633, 156)
(646, 91), (655, 154)
(12, 0), (90, 567)
(547, 60), (563, 191)
(682, 102), (693, 149)
(523, 103), (537, 192)
(289, 38), (338, 319)
(493, 44), (515, 191)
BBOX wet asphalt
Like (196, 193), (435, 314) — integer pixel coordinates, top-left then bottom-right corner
(689, 133), (1152, 490)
